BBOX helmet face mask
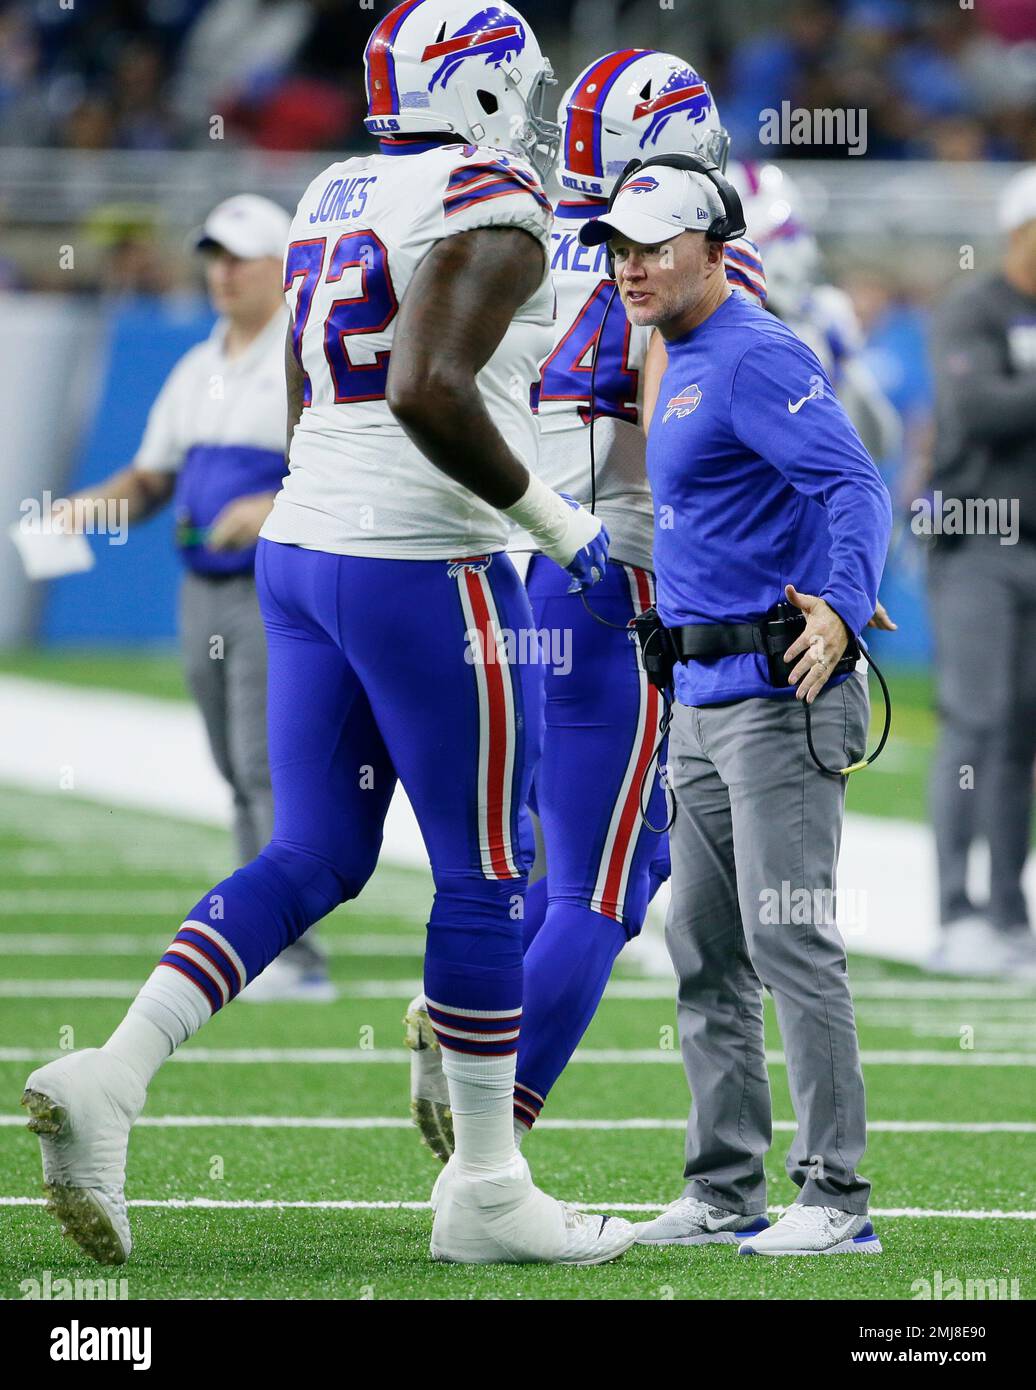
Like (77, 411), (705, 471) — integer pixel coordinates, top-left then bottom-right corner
(363, 0), (560, 181)
(558, 49), (730, 199)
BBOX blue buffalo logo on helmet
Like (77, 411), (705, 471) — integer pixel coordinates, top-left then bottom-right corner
(423, 7), (527, 91)
(634, 66), (714, 149)
(622, 176), (661, 196)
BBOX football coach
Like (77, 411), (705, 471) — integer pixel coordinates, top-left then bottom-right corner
(580, 161), (892, 1256)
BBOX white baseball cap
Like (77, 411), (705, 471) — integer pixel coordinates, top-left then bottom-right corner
(579, 164), (727, 249)
(1000, 166), (1036, 234)
(194, 194), (291, 259)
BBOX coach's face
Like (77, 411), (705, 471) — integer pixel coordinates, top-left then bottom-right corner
(203, 246), (283, 320)
(613, 231), (725, 333)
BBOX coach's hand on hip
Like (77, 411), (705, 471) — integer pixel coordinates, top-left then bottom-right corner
(782, 583), (849, 704)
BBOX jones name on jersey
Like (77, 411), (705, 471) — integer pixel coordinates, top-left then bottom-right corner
(261, 140), (555, 559)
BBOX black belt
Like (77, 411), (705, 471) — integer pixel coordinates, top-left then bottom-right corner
(669, 622), (766, 661)
(670, 610), (861, 685)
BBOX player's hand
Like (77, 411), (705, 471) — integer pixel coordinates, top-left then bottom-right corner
(207, 493), (276, 551)
(558, 494), (609, 592)
(782, 583), (849, 705)
(867, 599), (897, 631)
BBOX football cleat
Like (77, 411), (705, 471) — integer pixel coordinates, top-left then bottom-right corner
(22, 1049), (145, 1265)
(635, 1196), (769, 1246)
(404, 993), (454, 1163)
(430, 1153), (635, 1265)
(738, 1204), (881, 1256)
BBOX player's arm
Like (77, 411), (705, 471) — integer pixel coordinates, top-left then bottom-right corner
(641, 331), (669, 434)
(52, 467), (174, 530)
(387, 226), (543, 506)
(386, 226), (607, 585)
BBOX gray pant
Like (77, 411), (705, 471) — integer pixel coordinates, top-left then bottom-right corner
(928, 537), (1036, 931)
(179, 570), (323, 972)
(665, 673), (871, 1215)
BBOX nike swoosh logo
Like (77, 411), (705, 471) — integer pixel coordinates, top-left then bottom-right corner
(788, 390), (819, 414)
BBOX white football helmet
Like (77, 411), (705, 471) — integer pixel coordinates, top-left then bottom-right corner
(363, 0), (560, 182)
(556, 49), (730, 199)
(728, 161), (820, 317)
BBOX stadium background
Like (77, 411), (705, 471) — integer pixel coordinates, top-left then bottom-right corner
(0, 0), (1034, 1302)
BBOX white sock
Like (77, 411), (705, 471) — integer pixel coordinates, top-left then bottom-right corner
(442, 1051), (518, 1177)
(102, 962), (210, 1088)
(514, 1119), (528, 1149)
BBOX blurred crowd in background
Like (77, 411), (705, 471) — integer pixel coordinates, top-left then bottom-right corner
(1, 0), (1035, 160)
(0, 0), (1029, 644)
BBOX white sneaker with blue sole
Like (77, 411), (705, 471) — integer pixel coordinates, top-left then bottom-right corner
(738, 1204), (881, 1255)
(635, 1196), (769, 1245)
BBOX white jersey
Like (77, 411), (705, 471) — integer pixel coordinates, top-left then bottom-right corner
(134, 306), (288, 474)
(261, 140), (555, 559)
(510, 199), (655, 572)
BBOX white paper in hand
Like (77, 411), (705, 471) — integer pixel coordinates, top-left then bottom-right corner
(8, 521), (95, 580)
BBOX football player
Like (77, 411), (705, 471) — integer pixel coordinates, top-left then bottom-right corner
(407, 49), (765, 1151)
(21, 0), (631, 1268)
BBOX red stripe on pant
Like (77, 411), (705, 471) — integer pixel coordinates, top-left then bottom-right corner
(464, 568), (514, 879)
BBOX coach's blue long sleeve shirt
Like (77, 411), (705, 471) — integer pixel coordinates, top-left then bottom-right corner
(647, 293), (892, 706)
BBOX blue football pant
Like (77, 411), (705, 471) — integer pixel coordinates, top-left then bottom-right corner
(157, 541), (542, 1038)
(513, 555), (670, 1130)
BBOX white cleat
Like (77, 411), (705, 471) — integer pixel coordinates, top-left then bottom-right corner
(404, 993), (454, 1163)
(738, 1204), (881, 1256)
(635, 1196), (770, 1246)
(22, 1049), (145, 1265)
(430, 1153), (635, 1266)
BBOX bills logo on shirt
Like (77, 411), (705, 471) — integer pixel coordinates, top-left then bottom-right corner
(662, 384), (702, 422)
(634, 67), (714, 149)
(448, 554), (494, 578)
(423, 8), (526, 92)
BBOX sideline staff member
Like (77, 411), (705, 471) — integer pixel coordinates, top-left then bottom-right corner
(52, 195), (331, 1001)
(927, 165), (1036, 978)
(581, 164), (891, 1255)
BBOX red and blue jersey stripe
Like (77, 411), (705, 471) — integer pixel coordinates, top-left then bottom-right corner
(443, 160), (551, 219)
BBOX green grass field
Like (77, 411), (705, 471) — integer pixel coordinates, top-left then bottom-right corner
(1, 763), (1034, 1301)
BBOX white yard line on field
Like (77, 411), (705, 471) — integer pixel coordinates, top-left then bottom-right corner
(0, 1195), (1033, 1220)
(3, 1045), (1036, 1066)
(6, 672), (1034, 968)
(2, 1114), (1033, 1134)
(2, 976), (1034, 1005)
